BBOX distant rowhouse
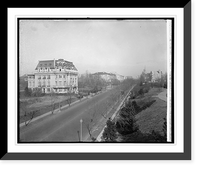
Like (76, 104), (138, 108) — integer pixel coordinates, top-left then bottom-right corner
(27, 59), (78, 94)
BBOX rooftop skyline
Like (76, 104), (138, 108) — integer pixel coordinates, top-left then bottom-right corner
(19, 19), (168, 78)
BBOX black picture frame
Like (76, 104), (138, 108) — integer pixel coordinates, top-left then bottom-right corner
(2, 2), (191, 160)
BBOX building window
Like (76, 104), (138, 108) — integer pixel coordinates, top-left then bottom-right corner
(47, 88), (50, 92)
(42, 81), (46, 87)
(59, 81), (62, 86)
(55, 81), (57, 86)
(59, 75), (62, 78)
(64, 81), (66, 86)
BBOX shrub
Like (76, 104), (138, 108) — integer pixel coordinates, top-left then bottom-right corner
(132, 101), (140, 113)
(121, 130), (166, 142)
(101, 118), (117, 142)
(116, 117), (139, 135)
(24, 87), (32, 97)
(149, 130), (167, 142)
(138, 88), (144, 95)
(120, 101), (136, 118)
(31, 88), (44, 97)
(120, 118), (167, 142)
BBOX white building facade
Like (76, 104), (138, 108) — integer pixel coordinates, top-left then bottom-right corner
(27, 59), (78, 94)
(92, 72), (116, 83)
(151, 70), (162, 83)
(116, 74), (125, 82)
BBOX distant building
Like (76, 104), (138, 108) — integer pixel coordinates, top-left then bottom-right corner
(92, 72), (116, 83)
(116, 74), (125, 82)
(125, 76), (133, 79)
(27, 59), (78, 94)
(151, 70), (162, 82)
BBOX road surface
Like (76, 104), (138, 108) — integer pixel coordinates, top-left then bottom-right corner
(20, 86), (128, 142)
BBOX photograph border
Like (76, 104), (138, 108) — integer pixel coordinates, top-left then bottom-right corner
(2, 2), (191, 160)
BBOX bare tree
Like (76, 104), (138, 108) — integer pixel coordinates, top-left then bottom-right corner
(24, 110), (38, 126)
(67, 86), (72, 107)
(83, 103), (100, 142)
(20, 100), (28, 117)
(85, 122), (96, 142)
(50, 88), (56, 114)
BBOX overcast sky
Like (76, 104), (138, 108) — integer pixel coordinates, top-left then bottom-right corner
(19, 19), (168, 78)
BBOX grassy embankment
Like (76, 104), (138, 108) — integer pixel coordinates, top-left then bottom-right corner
(135, 88), (167, 135)
(101, 84), (167, 142)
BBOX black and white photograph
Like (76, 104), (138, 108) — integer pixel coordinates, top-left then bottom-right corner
(18, 18), (173, 143)
(3, 4), (192, 162)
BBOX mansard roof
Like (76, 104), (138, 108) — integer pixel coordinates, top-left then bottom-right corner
(35, 60), (54, 70)
(35, 59), (78, 71)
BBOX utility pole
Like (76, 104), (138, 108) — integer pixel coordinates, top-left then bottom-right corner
(80, 119), (83, 142)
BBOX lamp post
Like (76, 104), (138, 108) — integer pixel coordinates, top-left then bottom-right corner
(80, 119), (83, 142)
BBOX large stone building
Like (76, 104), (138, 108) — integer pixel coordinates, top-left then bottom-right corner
(92, 72), (126, 83)
(115, 74), (125, 82)
(27, 59), (78, 94)
(92, 72), (116, 83)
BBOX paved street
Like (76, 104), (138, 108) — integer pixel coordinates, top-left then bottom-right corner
(20, 87), (126, 142)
